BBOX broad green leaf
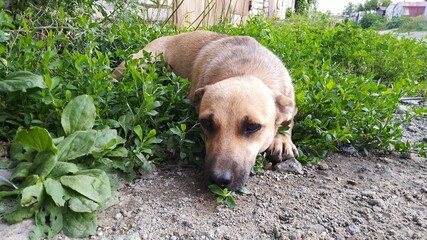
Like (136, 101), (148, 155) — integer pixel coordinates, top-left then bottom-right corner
(44, 178), (67, 207)
(225, 195), (236, 209)
(118, 114), (134, 137)
(0, 189), (20, 199)
(91, 128), (118, 153)
(31, 199), (63, 239)
(0, 71), (46, 92)
(68, 196), (99, 212)
(2, 205), (36, 224)
(61, 95), (96, 135)
(105, 147), (129, 158)
(33, 151), (57, 178)
(15, 127), (57, 154)
(21, 182), (44, 207)
(62, 210), (97, 238)
(47, 162), (79, 179)
(57, 130), (97, 161)
(208, 184), (225, 196)
(60, 169), (111, 203)
(134, 125), (143, 141)
(10, 162), (32, 181)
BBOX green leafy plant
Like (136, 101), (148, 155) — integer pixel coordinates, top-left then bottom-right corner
(0, 93), (124, 239)
(208, 184), (236, 209)
(208, 184), (252, 209)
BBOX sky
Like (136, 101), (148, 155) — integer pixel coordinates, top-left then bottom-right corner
(316, 0), (421, 15)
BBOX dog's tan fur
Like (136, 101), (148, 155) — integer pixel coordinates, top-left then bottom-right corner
(113, 30), (299, 190)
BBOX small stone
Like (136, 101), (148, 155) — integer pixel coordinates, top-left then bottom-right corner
(361, 191), (376, 198)
(339, 144), (359, 156)
(346, 179), (357, 186)
(317, 162), (330, 170)
(378, 157), (392, 164)
(309, 224), (326, 234)
(369, 198), (387, 209)
(114, 212), (123, 220)
(401, 152), (413, 159)
(397, 105), (407, 114)
(182, 220), (193, 229)
(348, 224), (360, 235)
(279, 211), (294, 224)
(275, 158), (303, 174)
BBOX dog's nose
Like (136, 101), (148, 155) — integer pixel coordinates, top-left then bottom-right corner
(209, 170), (233, 188)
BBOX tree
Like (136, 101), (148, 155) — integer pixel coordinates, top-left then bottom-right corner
(364, 0), (380, 11)
(294, 0), (317, 15)
(343, 2), (356, 15)
(381, 0), (392, 7)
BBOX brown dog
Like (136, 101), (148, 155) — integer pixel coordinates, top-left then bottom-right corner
(113, 30), (301, 190)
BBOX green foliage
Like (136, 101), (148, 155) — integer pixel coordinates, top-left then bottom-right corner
(398, 16), (427, 32)
(0, 94), (120, 238)
(294, 0), (317, 15)
(386, 17), (412, 29)
(208, 184), (236, 209)
(360, 13), (385, 29)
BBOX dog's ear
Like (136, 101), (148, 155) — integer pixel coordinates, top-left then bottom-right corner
(275, 94), (296, 126)
(193, 87), (206, 111)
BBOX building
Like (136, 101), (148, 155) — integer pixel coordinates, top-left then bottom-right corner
(389, 1), (427, 20)
(375, 7), (387, 16)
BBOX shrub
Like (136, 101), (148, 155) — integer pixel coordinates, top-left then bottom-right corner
(386, 17), (412, 29)
(359, 13), (385, 29)
(399, 16), (427, 32)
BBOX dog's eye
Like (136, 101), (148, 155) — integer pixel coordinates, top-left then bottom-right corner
(244, 123), (262, 135)
(200, 118), (215, 132)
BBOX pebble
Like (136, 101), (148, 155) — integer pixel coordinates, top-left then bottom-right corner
(114, 212), (123, 220)
(348, 224), (360, 235)
(308, 224), (326, 234)
(339, 144), (359, 156)
(369, 198), (387, 209)
(361, 191), (376, 198)
(274, 158), (303, 174)
(317, 162), (330, 170)
(279, 211), (294, 224)
(346, 179), (357, 186)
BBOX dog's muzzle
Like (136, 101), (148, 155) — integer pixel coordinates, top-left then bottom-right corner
(205, 157), (249, 191)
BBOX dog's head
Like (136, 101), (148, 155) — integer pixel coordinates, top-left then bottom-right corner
(193, 76), (295, 190)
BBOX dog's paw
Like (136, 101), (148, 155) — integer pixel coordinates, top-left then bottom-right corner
(268, 134), (299, 162)
(274, 157), (303, 174)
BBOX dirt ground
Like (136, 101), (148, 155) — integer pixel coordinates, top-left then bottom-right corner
(49, 152), (425, 240)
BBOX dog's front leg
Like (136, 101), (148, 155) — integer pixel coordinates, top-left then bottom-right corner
(268, 122), (303, 174)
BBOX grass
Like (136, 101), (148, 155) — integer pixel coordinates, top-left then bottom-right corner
(0, 2), (426, 239)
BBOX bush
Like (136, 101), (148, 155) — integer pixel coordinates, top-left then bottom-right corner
(359, 13), (385, 29)
(386, 17), (412, 29)
(399, 16), (427, 32)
